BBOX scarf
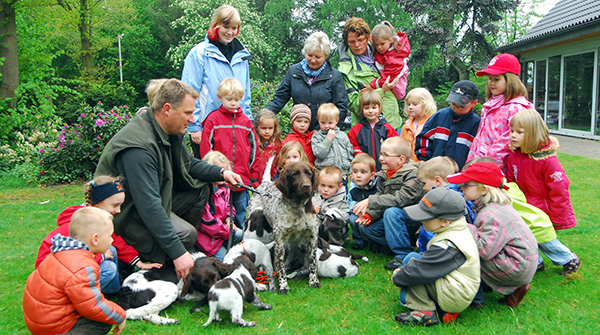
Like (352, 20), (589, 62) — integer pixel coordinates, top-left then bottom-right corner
(301, 59), (327, 85)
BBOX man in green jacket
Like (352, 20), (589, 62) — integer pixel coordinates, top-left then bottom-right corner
(338, 17), (403, 129)
(96, 79), (242, 281)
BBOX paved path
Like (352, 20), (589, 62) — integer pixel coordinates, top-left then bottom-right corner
(555, 135), (600, 161)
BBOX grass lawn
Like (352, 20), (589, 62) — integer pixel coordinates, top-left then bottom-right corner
(1, 152), (598, 334)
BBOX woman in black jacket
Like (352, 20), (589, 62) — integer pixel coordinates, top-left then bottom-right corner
(266, 32), (349, 131)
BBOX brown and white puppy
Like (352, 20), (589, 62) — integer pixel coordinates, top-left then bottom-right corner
(246, 161), (320, 294)
(182, 256), (232, 313)
(203, 256), (272, 327)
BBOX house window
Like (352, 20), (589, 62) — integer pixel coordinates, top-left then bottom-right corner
(563, 52), (594, 132)
(547, 56), (561, 130)
(524, 61), (534, 103)
(535, 60), (547, 122)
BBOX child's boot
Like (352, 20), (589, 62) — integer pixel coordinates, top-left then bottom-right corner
(394, 309), (439, 326)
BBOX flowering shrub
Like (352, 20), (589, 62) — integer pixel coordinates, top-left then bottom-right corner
(37, 102), (134, 184)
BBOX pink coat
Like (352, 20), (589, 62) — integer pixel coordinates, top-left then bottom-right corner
(467, 95), (534, 168)
(504, 137), (576, 230)
(195, 185), (235, 256)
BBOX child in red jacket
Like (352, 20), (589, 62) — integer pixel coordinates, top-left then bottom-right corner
(253, 109), (282, 186)
(283, 104), (315, 164)
(24, 207), (126, 335)
(369, 21), (410, 99)
(505, 109), (580, 276)
(200, 78), (259, 228)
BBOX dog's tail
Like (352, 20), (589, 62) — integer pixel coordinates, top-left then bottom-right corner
(262, 155), (276, 183)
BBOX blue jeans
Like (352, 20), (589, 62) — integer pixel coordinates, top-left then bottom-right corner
(232, 189), (249, 229)
(99, 246), (120, 294)
(383, 207), (421, 259)
(538, 238), (576, 266)
(399, 252), (422, 305)
(349, 214), (364, 246)
(214, 228), (244, 260)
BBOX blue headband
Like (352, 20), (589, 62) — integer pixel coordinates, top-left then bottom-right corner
(89, 180), (124, 205)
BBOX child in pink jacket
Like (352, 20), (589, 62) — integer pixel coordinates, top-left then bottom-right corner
(467, 53), (534, 168)
(369, 21), (410, 100)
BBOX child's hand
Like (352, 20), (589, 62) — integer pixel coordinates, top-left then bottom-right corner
(353, 199), (369, 216)
(382, 74), (401, 93)
(104, 249), (113, 259)
(360, 86), (374, 93)
(227, 218), (237, 231)
(190, 130), (202, 144)
(136, 261), (163, 270)
(327, 129), (336, 141)
(356, 215), (371, 226)
(314, 205), (321, 214)
(113, 320), (126, 335)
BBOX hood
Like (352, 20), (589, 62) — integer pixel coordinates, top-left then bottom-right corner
(529, 136), (559, 161)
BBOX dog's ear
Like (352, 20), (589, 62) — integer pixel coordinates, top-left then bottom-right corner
(215, 259), (233, 278)
(305, 197), (316, 214)
(274, 166), (290, 198)
(180, 274), (193, 297)
(320, 251), (333, 261)
(310, 164), (319, 193)
(317, 237), (330, 251)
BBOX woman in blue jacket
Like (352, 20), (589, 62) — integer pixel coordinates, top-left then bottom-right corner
(266, 32), (348, 131)
(181, 4), (252, 158)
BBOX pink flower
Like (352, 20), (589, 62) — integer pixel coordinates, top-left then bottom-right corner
(80, 113), (86, 118)
(98, 101), (102, 104)
(69, 140), (73, 143)
(38, 160), (42, 165)
(95, 119), (105, 126)
(39, 149), (44, 153)
(59, 143), (64, 148)
(97, 148), (100, 151)
(124, 105), (128, 108)
(41, 171), (44, 175)
(117, 116), (122, 121)
(97, 136), (101, 140)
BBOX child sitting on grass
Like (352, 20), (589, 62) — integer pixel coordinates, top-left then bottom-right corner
(312, 166), (350, 246)
(447, 161), (538, 308)
(24, 207), (126, 335)
(392, 187), (480, 327)
(348, 153), (378, 250)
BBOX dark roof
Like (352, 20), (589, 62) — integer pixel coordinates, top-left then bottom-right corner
(500, 0), (600, 51)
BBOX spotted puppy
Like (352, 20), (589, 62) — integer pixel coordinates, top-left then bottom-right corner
(223, 239), (276, 292)
(203, 256), (272, 327)
(246, 161), (320, 294)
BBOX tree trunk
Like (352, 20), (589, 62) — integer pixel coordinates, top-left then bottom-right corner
(0, 0), (19, 99)
(445, 0), (469, 81)
(79, 0), (93, 76)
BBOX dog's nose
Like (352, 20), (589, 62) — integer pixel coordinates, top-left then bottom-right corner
(302, 183), (311, 190)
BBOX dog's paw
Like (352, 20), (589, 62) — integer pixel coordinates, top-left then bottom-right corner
(269, 285), (277, 293)
(264, 304), (273, 310)
(278, 286), (290, 295)
(255, 283), (268, 291)
(309, 280), (321, 288)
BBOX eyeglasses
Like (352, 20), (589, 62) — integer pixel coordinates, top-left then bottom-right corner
(459, 183), (478, 189)
(450, 102), (470, 110)
(380, 152), (403, 158)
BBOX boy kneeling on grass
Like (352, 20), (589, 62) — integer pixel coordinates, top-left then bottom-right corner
(391, 187), (480, 326)
(23, 207), (126, 335)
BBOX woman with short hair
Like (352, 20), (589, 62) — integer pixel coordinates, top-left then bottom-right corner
(266, 32), (348, 131)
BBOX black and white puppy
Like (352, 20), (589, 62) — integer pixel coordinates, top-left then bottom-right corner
(223, 239), (276, 292)
(242, 209), (274, 244)
(287, 238), (369, 279)
(117, 252), (206, 325)
(203, 256), (272, 327)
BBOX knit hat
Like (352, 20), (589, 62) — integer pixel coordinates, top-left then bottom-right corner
(290, 104), (311, 124)
(405, 187), (466, 221)
(446, 162), (509, 190)
(476, 53), (521, 76)
(446, 80), (479, 106)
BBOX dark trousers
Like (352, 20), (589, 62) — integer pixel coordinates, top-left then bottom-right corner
(63, 317), (112, 335)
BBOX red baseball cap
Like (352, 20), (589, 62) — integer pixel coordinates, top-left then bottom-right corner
(476, 53), (521, 76)
(446, 162), (509, 190)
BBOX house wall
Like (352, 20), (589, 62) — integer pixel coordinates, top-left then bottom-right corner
(515, 33), (600, 139)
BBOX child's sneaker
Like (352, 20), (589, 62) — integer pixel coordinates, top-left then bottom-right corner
(384, 256), (404, 270)
(395, 310), (439, 326)
(498, 284), (530, 307)
(561, 256), (581, 276)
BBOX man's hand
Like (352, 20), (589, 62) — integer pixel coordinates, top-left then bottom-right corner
(173, 251), (194, 280)
(190, 130), (202, 144)
(381, 73), (401, 93)
(223, 170), (243, 190)
(353, 199), (369, 216)
(113, 320), (126, 335)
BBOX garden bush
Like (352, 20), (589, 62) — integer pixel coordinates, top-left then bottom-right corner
(37, 103), (134, 184)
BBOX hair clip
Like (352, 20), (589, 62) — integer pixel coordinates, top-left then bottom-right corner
(89, 180), (95, 186)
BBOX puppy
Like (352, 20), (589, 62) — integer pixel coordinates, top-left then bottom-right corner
(223, 239), (276, 292)
(118, 252), (208, 324)
(203, 256), (272, 327)
(182, 256), (232, 313)
(247, 161), (320, 294)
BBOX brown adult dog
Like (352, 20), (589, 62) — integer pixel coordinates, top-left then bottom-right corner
(246, 161), (320, 294)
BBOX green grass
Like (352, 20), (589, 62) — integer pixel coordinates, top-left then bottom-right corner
(1, 153), (599, 334)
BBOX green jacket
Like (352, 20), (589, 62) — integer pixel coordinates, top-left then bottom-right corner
(337, 42), (402, 129)
(95, 109), (222, 263)
(366, 161), (425, 222)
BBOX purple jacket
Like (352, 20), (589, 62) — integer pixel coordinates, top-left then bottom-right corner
(504, 137), (576, 230)
(195, 185), (235, 256)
